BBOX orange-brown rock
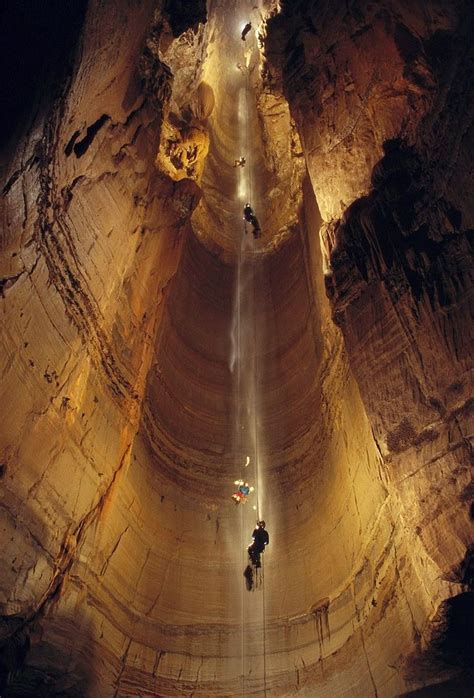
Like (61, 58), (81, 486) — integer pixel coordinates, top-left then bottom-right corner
(0, 0), (472, 696)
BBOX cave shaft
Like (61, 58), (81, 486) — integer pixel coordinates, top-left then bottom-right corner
(0, 0), (473, 695)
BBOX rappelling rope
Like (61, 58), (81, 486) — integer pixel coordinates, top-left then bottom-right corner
(238, 32), (248, 698)
(247, 25), (267, 696)
(253, 284), (260, 521)
(245, 50), (253, 207)
(253, 262), (267, 697)
(240, 16), (267, 695)
(237, 234), (245, 697)
(262, 555), (267, 697)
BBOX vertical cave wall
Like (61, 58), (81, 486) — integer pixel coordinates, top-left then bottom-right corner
(265, 0), (474, 689)
(0, 0), (202, 693)
(107, 213), (405, 695)
(0, 0), (472, 696)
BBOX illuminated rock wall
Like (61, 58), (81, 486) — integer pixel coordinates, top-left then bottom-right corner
(0, 0), (472, 695)
(265, 0), (474, 691)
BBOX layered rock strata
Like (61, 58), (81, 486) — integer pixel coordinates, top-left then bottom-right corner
(266, 0), (474, 690)
(0, 0), (472, 696)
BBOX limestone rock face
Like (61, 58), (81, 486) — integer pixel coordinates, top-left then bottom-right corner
(266, 0), (473, 689)
(190, 0), (306, 258)
(156, 122), (210, 181)
(0, 0), (473, 696)
(265, 0), (468, 220)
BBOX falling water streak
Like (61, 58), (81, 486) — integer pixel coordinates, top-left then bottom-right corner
(238, 85), (247, 203)
(229, 18), (267, 691)
(230, 86), (248, 375)
(233, 75), (247, 698)
(232, 215), (269, 692)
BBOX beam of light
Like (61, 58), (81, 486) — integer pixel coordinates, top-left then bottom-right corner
(238, 175), (246, 201)
(237, 87), (247, 203)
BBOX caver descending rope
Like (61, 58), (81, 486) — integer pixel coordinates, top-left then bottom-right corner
(237, 232), (245, 697)
(237, 10), (267, 694)
(246, 37), (267, 695)
(253, 261), (267, 698)
(242, 58), (252, 237)
(245, 56), (253, 207)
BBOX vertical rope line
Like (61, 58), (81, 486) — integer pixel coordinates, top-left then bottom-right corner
(246, 52), (252, 205)
(254, 265), (267, 697)
(262, 555), (267, 697)
(237, 236), (245, 697)
(253, 275), (260, 519)
(240, 10), (267, 694)
(246, 18), (267, 695)
(240, 18), (250, 694)
(240, 502), (245, 696)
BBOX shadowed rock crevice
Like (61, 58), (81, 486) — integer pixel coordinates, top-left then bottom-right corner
(70, 115), (111, 159)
